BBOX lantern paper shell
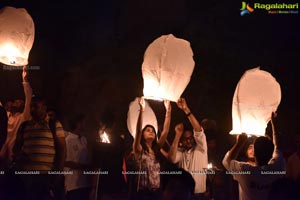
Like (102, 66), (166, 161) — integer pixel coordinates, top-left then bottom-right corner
(127, 98), (158, 139)
(0, 6), (35, 66)
(230, 67), (281, 136)
(142, 34), (195, 102)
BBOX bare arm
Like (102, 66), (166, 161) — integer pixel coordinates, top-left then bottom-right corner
(13, 125), (24, 158)
(271, 112), (278, 148)
(177, 98), (202, 132)
(177, 98), (206, 151)
(132, 97), (145, 158)
(168, 123), (184, 163)
(225, 133), (247, 164)
(55, 137), (66, 170)
(160, 148), (168, 159)
(22, 66), (32, 120)
(158, 100), (171, 147)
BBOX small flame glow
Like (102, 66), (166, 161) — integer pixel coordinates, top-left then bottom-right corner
(101, 132), (110, 143)
(207, 163), (213, 169)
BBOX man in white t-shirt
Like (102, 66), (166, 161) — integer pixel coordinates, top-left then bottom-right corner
(222, 113), (285, 200)
(168, 98), (208, 200)
(64, 114), (91, 200)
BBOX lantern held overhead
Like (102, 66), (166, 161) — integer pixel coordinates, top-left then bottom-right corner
(230, 67), (281, 136)
(0, 6), (35, 66)
(127, 97), (158, 139)
(142, 34), (195, 102)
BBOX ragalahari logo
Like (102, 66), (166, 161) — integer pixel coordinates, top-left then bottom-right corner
(240, 2), (254, 16)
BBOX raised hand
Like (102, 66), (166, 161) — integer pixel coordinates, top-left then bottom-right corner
(177, 98), (190, 114)
(138, 97), (146, 111)
(164, 100), (171, 113)
(175, 123), (184, 137)
(177, 98), (186, 110)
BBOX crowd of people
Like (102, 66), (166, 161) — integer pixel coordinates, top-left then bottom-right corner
(0, 67), (300, 200)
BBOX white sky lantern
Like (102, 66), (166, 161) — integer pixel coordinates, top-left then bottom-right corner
(127, 97), (158, 138)
(142, 34), (195, 102)
(230, 67), (281, 136)
(0, 6), (35, 66)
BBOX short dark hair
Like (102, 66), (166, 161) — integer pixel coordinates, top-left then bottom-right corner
(254, 136), (274, 166)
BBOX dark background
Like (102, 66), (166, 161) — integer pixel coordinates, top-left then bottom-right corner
(0, 0), (299, 143)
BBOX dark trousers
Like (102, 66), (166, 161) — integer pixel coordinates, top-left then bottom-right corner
(20, 174), (52, 200)
(0, 172), (26, 200)
(67, 187), (90, 200)
(193, 192), (207, 200)
(133, 189), (160, 200)
(50, 174), (65, 200)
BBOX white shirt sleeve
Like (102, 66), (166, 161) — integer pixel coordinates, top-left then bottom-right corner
(193, 129), (207, 153)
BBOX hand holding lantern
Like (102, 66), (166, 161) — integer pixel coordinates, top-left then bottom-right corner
(138, 97), (146, 112)
(164, 100), (171, 114)
(22, 66), (28, 82)
(177, 98), (190, 115)
(127, 97), (158, 139)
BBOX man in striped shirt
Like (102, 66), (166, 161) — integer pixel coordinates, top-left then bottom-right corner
(13, 96), (66, 200)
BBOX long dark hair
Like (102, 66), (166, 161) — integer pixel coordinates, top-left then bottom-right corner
(238, 136), (256, 162)
(140, 125), (157, 152)
(140, 124), (165, 164)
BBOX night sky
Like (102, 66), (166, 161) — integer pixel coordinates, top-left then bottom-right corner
(0, 0), (299, 141)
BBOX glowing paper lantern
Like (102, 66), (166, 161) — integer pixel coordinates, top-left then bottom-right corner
(127, 98), (158, 138)
(142, 34), (195, 102)
(0, 6), (35, 66)
(230, 67), (281, 136)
